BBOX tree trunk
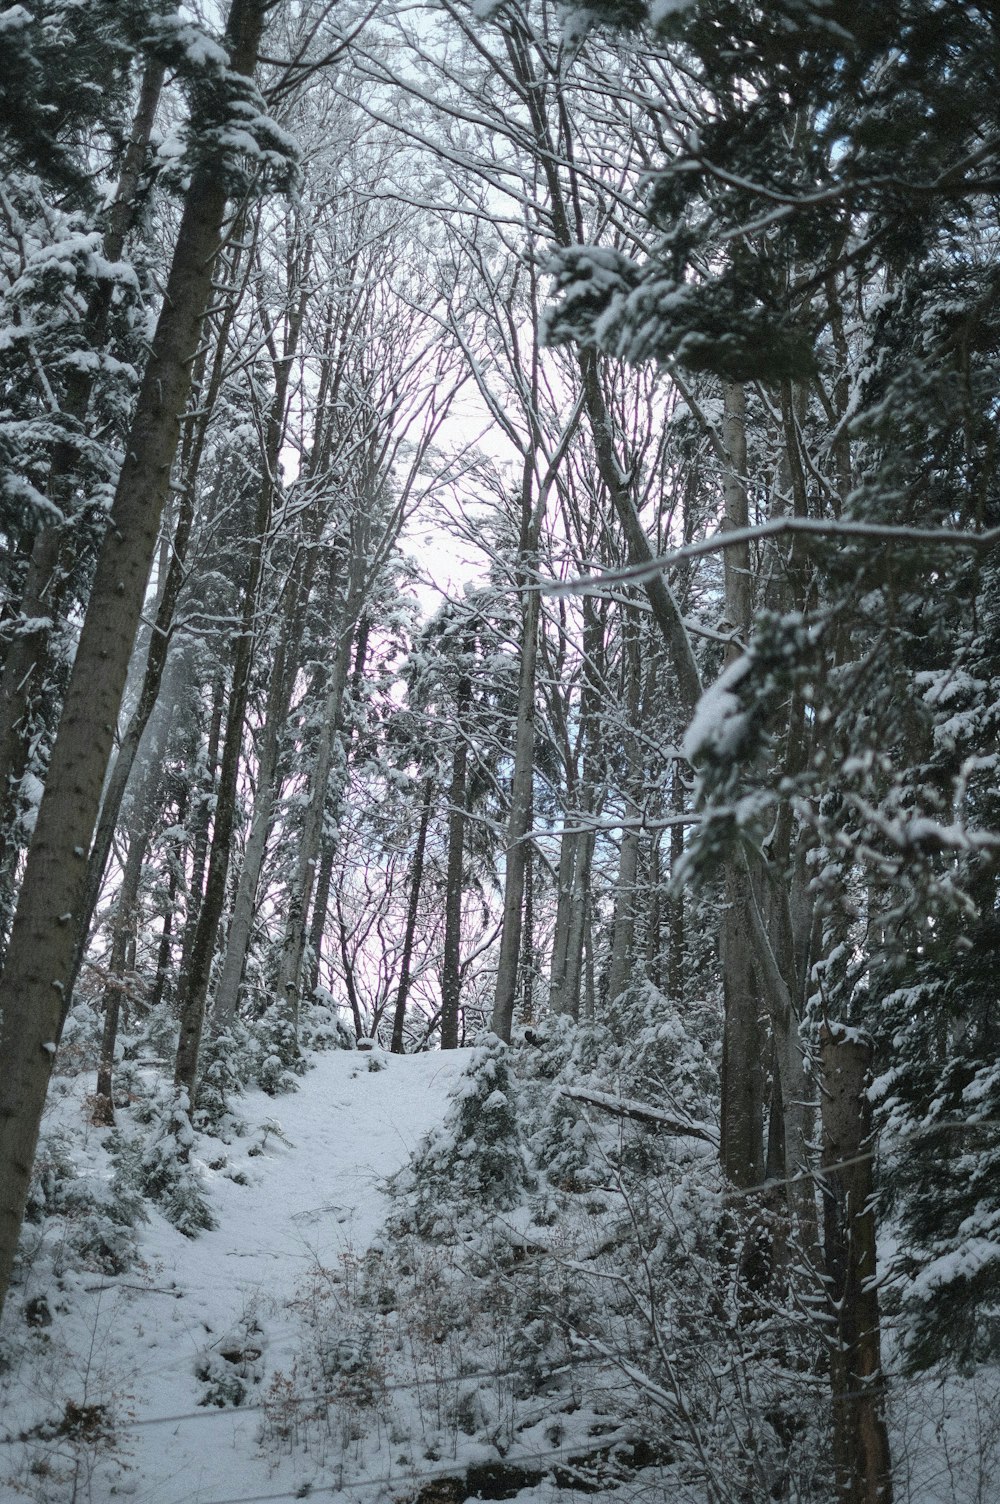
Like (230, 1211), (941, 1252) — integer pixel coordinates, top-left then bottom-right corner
(275, 612), (359, 1033)
(0, 60), (166, 950)
(72, 239), (249, 978)
(173, 201), (312, 1091)
(93, 803), (158, 1125)
(390, 777), (434, 1054)
(173, 543), (266, 1100)
(606, 615), (643, 1006)
(0, 0), (268, 1322)
(715, 382), (768, 1190)
(440, 658), (472, 1051)
(719, 869), (766, 1191)
(175, 668), (226, 998)
(820, 1025), (892, 1504)
(212, 557), (312, 1030)
(490, 567), (540, 1042)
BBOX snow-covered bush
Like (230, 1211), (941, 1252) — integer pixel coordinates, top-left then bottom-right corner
(110, 1087), (216, 1236)
(389, 1033), (534, 1237)
(195, 1305), (265, 1408)
(300, 997), (356, 1053)
(22, 1129), (143, 1277)
(255, 1017), (302, 1098)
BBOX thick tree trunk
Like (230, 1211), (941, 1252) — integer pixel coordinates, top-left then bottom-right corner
(73, 244), (248, 977)
(820, 1026), (892, 1504)
(0, 61), (166, 950)
(0, 0), (268, 1322)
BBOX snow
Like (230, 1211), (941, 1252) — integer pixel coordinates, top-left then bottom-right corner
(1, 1049), (467, 1504)
(680, 652), (752, 763)
(0, 5), (31, 34)
(649, 0), (695, 21)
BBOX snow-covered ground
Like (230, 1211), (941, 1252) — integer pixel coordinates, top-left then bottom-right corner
(1, 1047), (468, 1504)
(4, 1038), (999, 1504)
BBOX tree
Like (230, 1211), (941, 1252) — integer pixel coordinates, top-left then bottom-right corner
(0, 0), (289, 1321)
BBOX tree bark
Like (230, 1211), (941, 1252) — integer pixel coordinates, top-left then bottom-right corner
(0, 60), (166, 949)
(820, 1025), (892, 1504)
(606, 615), (643, 1005)
(0, 0), (268, 1322)
(93, 799), (159, 1125)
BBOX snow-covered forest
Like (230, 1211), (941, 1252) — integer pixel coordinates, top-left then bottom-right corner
(1, 1), (999, 1500)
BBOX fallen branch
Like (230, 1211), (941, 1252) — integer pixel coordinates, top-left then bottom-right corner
(559, 1086), (718, 1146)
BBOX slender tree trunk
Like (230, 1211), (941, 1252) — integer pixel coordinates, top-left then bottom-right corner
(517, 842), (535, 1025)
(548, 824), (578, 1016)
(0, 0), (269, 1322)
(173, 542), (266, 1100)
(304, 616), (371, 997)
(212, 554), (313, 1029)
(275, 611), (360, 1034)
(550, 597), (603, 1021)
(390, 777), (434, 1054)
(149, 844), (182, 1016)
(606, 617), (643, 1005)
(715, 382), (768, 1190)
(173, 215), (313, 1090)
(562, 820), (595, 1022)
(176, 668), (226, 997)
(719, 870), (766, 1191)
(646, 835), (663, 988)
(93, 807), (158, 1125)
(440, 657), (472, 1051)
(491, 568), (540, 1042)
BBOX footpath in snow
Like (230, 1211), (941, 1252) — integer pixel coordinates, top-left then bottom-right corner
(3, 1047), (468, 1504)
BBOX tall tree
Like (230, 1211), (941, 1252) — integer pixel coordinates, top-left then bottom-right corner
(0, 0), (289, 1320)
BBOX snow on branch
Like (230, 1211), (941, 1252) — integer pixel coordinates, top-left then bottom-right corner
(558, 1085), (718, 1145)
(547, 515), (1000, 598)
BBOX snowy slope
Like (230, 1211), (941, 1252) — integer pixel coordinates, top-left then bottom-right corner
(1, 1047), (468, 1504)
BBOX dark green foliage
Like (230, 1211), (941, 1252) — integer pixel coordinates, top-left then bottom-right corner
(142, 8), (299, 196)
(875, 889), (1000, 1371)
(0, 1), (139, 198)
